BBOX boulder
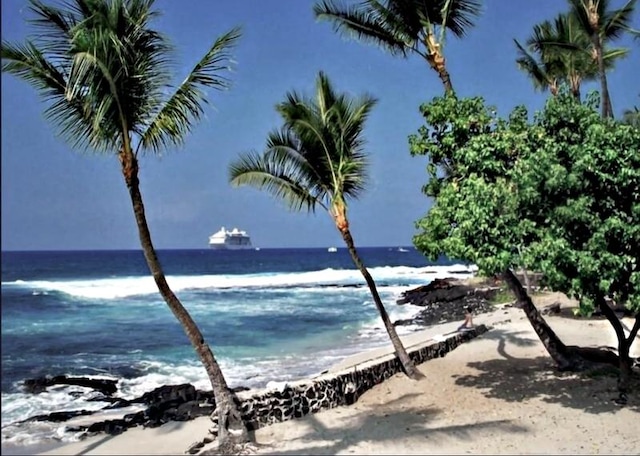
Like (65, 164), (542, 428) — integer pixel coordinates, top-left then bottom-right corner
(394, 278), (498, 327)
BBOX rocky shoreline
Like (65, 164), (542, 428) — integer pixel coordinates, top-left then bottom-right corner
(394, 277), (500, 327)
(14, 277), (500, 442)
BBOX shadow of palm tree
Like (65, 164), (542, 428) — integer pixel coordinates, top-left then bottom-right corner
(254, 393), (528, 455)
(453, 330), (640, 415)
(479, 328), (540, 361)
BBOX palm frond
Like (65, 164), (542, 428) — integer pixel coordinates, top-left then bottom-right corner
(229, 150), (321, 212)
(230, 71), (375, 216)
(314, 0), (411, 56)
(514, 39), (552, 92)
(27, 0), (77, 58)
(601, 0), (637, 40)
(140, 26), (241, 154)
(439, 0), (483, 38)
(1, 39), (115, 151)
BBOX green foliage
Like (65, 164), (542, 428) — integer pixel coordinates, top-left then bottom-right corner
(412, 91), (640, 313)
(314, 0), (482, 61)
(1, 0), (240, 156)
(514, 12), (628, 97)
(228, 71), (376, 215)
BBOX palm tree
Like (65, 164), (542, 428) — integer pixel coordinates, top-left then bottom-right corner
(1, 0), (248, 449)
(568, 0), (638, 118)
(515, 13), (628, 100)
(314, 0), (482, 94)
(229, 72), (423, 380)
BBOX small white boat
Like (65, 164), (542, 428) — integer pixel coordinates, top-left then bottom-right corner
(327, 246), (338, 253)
(398, 247), (409, 252)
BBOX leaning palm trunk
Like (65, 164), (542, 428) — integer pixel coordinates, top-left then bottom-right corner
(119, 149), (248, 447)
(502, 269), (628, 376)
(339, 225), (422, 380)
(591, 34), (613, 118)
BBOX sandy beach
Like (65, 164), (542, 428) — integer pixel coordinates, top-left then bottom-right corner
(12, 293), (638, 455)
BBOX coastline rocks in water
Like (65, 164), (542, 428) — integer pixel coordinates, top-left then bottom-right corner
(23, 375), (118, 395)
(394, 278), (498, 327)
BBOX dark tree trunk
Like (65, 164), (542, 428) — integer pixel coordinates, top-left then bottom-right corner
(436, 64), (454, 95)
(119, 150), (248, 449)
(521, 268), (532, 294)
(595, 295), (639, 395)
(592, 33), (613, 118)
(340, 228), (422, 380)
(501, 269), (578, 370)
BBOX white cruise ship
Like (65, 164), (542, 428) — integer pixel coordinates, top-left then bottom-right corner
(208, 226), (252, 250)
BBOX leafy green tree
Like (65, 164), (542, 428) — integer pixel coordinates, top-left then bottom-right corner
(567, 0), (638, 118)
(314, 0), (482, 94)
(410, 92), (640, 395)
(1, 0), (248, 447)
(514, 12), (628, 100)
(229, 71), (422, 380)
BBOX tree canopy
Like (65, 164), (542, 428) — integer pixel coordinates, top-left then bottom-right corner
(410, 91), (640, 315)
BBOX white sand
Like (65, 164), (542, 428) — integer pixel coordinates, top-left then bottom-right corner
(30, 294), (639, 455)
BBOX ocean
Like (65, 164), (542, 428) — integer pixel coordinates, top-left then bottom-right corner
(1, 247), (474, 448)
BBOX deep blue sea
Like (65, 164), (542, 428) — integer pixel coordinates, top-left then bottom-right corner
(1, 248), (474, 447)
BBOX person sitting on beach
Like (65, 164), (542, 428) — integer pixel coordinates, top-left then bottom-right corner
(458, 306), (474, 331)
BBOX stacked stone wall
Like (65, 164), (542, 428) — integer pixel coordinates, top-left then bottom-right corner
(228, 326), (488, 432)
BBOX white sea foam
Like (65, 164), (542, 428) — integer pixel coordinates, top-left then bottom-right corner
(2, 264), (475, 300)
(1, 261), (476, 447)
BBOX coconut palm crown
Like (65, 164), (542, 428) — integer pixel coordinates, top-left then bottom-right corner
(2, 0), (248, 449)
(314, 0), (482, 93)
(229, 71), (422, 379)
(515, 12), (628, 100)
(567, 0), (639, 117)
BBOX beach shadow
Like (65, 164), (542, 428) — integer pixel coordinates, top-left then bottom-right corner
(453, 354), (640, 414)
(254, 393), (528, 455)
(479, 328), (539, 361)
(63, 433), (117, 455)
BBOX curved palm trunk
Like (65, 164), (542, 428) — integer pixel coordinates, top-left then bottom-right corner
(119, 150), (248, 448)
(338, 226), (422, 380)
(501, 269), (576, 370)
(592, 33), (613, 118)
(595, 295), (639, 395)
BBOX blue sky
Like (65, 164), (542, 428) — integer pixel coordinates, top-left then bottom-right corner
(1, 0), (638, 250)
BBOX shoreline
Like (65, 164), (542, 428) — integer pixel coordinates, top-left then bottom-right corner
(6, 316), (489, 456)
(5, 292), (639, 455)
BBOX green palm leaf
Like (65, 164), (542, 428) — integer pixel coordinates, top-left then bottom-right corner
(140, 27), (241, 154)
(314, 0), (410, 56)
(229, 71), (375, 213)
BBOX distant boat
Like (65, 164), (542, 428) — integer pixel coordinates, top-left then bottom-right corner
(397, 247), (409, 252)
(327, 246), (338, 253)
(208, 226), (252, 250)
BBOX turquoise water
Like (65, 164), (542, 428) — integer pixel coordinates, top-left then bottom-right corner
(1, 248), (473, 446)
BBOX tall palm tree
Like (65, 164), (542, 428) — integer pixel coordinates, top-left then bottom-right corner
(314, 0), (482, 94)
(1, 0), (248, 448)
(229, 72), (422, 380)
(515, 12), (628, 100)
(568, 0), (638, 118)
